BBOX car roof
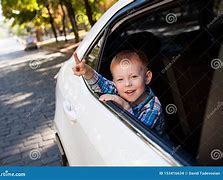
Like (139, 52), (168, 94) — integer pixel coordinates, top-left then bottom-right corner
(77, 0), (153, 59)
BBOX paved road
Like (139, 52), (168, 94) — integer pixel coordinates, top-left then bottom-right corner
(0, 36), (70, 166)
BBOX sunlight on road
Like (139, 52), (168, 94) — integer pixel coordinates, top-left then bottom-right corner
(0, 37), (25, 54)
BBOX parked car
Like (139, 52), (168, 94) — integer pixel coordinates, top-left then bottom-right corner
(54, 0), (223, 166)
(24, 35), (38, 51)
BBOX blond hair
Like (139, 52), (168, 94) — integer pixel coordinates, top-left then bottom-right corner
(110, 50), (148, 71)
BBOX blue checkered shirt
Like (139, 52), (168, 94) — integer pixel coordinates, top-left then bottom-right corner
(86, 71), (165, 135)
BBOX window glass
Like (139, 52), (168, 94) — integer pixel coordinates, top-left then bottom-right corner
(85, 35), (104, 70)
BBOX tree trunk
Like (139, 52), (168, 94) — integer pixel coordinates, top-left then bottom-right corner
(46, 3), (58, 42)
(62, 0), (79, 43)
(35, 28), (43, 42)
(83, 0), (96, 26)
(59, 0), (67, 42)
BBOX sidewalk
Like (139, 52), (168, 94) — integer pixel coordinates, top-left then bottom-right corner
(37, 31), (87, 55)
(39, 38), (80, 55)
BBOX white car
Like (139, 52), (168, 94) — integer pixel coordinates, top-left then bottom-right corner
(54, 0), (223, 166)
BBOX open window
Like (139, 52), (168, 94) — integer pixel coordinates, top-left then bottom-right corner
(91, 0), (223, 165)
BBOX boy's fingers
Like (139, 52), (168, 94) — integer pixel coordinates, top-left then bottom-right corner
(99, 95), (107, 101)
(79, 59), (86, 68)
(74, 52), (81, 64)
(99, 95), (115, 102)
(72, 65), (82, 74)
(74, 71), (82, 76)
(76, 66), (80, 72)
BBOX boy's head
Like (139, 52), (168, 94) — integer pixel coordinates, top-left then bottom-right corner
(110, 50), (152, 105)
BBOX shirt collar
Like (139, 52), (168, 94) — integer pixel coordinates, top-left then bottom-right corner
(131, 86), (154, 117)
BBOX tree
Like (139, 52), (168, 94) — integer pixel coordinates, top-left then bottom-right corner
(1, 0), (39, 25)
(45, 1), (58, 42)
(1, 0), (118, 42)
(1, 0), (59, 42)
(62, 0), (79, 43)
(83, 0), (96, 26)
(59, 0), (67, 41)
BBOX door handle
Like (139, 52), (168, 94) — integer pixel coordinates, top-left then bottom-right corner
(63, 100), (77, 123)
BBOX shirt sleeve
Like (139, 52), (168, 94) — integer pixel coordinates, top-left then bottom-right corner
(86, 70), (117, 94)
(127, 108), (134, 115)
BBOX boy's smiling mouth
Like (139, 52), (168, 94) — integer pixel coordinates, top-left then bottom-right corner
(125, 90), (136, 96)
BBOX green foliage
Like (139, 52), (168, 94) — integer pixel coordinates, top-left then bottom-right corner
(0, 0), (118, 36)
(1, 0), (39, 26)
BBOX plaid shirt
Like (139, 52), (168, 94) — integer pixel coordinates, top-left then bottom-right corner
(86, 71), (165, 135)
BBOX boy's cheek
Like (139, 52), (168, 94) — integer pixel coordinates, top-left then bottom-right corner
(114, 84), (123, 94)
(113, 81), (119, 89)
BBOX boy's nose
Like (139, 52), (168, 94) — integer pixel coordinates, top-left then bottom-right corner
(125, 79), (132, 87)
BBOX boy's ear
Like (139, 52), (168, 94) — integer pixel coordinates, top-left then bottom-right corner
(145, 70), (152, 85)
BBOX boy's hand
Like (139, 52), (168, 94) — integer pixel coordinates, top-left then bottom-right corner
(99, 94), (131, 111)
(72, 52), (94, 79)
(72, 52), (86, 76)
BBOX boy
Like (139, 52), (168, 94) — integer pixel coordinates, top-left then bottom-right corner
(72, 50), (165, 135)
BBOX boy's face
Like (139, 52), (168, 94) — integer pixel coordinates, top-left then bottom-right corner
(111, 56), (152, 104)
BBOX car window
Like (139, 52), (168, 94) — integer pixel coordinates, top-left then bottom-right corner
(84, 35), (104, 70)
(100, 0), (223, 165)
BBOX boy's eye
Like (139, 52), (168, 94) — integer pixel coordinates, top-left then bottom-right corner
(131, 75), (138, 79)
(116, 78), (123, 82)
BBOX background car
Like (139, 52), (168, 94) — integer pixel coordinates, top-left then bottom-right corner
(54, 0), (223, 166)
(24, 35), (38, 51)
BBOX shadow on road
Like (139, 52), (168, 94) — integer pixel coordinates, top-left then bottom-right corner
(0, 49), (72, 166)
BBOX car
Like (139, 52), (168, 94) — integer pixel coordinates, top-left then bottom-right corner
(24, 35), (38, 51)
(54, 0), (223, 166)
(24, 42), (38, 51)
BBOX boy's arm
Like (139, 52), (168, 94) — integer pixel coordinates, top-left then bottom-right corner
(72, 52), (117, 94)
(99, 94), (130, 110)
(86, 70), (117, 94)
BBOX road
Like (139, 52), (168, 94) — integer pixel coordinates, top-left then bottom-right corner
(0, 36), (70, 166)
